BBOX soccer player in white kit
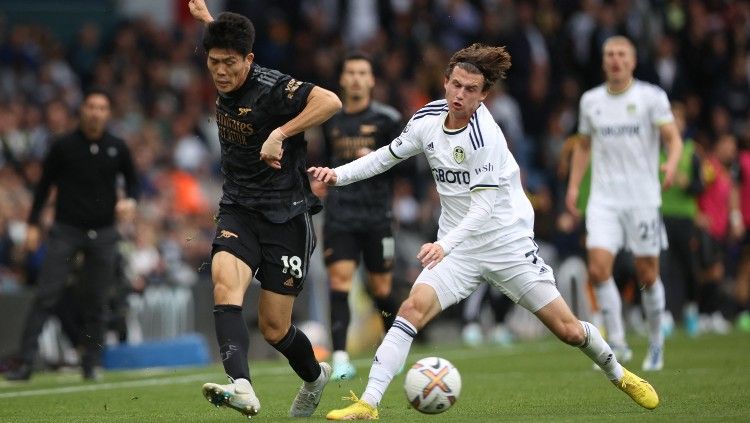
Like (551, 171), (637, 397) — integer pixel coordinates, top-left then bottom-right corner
(310, 43), (659, 420)
(566, 36), (683, 372)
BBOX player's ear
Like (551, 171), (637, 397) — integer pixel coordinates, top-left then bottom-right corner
(245, 52), (255, 67)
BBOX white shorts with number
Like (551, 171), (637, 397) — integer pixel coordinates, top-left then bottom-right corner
(414, 235), (559, 313)
(585, 202), (668, 257)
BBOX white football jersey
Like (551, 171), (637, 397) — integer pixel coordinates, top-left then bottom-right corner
(386, 99), (534, 245)
(578, 80), (673, 208)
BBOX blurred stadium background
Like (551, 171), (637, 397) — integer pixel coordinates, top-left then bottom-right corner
(0, 0), (748, 372)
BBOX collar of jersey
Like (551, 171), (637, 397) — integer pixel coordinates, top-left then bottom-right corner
(442, 115), (468, 135)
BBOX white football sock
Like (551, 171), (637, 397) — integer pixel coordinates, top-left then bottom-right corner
(594, 277), (627, 347)
(578, 321), (624, 381)
(641, 277), (665, 347)
(361, 317), (417, 407)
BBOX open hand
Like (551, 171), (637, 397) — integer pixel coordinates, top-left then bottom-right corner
(307, 167), (338, 185)
(417, 242), (445, 269)
(188, 0), (214, 23)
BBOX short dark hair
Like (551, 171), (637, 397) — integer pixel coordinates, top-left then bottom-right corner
(341, 51), (374, 72)
(82, 86), (112, 105)
(445, 43), (512, 92)
(203, 12), (255, 56)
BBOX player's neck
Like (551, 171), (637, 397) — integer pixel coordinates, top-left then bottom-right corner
(606, 78), (634, 95)
(444, 113), (469, 130)
(343, 96), (370, 114)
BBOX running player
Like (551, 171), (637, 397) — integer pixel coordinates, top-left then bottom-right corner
(567, 36), (683, 372)
(189, 0), (342, 418)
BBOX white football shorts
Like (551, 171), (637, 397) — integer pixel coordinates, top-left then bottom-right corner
(414, 235), (559, 313)
(585, 202), (668, 256)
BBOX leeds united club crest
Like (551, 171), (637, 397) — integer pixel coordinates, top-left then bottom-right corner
(453, 146), (465, 164)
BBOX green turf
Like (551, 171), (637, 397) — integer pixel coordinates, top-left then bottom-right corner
(1, 329), (748, 422)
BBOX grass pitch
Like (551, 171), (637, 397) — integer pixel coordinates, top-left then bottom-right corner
(1, 329), (748, 422)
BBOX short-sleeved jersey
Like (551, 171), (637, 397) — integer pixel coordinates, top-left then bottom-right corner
(578, 80), (673, 208)
(215, 63), (322, 223)
(388, 100), (534, 244)
(321, 101), (402, 230)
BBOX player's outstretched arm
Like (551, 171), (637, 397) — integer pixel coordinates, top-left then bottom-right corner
(188, 0), (214, 23)
(307, 167), (338, 186)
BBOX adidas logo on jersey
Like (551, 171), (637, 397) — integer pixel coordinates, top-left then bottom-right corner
(426, 142), (434, 152)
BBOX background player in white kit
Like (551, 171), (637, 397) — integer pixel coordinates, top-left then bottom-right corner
(566, 36), (683, 372)
(309, 43), (659, 420)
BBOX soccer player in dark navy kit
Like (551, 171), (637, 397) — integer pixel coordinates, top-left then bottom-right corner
(189, 0), (342, 418)
(318, 53), (402, 380)
(5, 88), (139, 382)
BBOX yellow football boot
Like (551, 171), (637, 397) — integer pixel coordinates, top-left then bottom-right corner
(613, 367), (659, 409)
(326, 391), (379, 420)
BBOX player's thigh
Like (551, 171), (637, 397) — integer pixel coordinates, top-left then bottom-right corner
(211, 252), (253, 305)
(622, 207), (667, 257)
(412, 250), (483, 311)
(359, 226), (395, 274)
(585, 202), (624, 255)
(481, 237), (558, 311)
(211, 205), (259, 303)
(257, 212), (316, 296)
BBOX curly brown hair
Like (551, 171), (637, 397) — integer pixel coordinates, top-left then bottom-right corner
(446, 43), (512, 92)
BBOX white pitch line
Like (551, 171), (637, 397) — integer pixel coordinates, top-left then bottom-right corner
(0, 343), (552, 399)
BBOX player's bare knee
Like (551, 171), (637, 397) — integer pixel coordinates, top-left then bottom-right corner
(369, 283), (391, 299)
(588, 263), (611, 284)
(367, 273), (392, 298)
(635, 266), (657, 286)
(212, 280), (233, 303)
(329, 276), (351, 292)
(558, 321), (585, 346)
(259, 321), (286, 344)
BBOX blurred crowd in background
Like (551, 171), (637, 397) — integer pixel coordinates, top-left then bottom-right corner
(1, 0), (750, 356)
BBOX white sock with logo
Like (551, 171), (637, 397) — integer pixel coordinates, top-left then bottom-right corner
(578, 321), (624, 381)
(594, 277), (627, 347)
(361, 317), (417, 407)
(641, 277), (665, 347)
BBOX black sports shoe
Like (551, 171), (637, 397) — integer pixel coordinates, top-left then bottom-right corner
(5, 362), (32, 381)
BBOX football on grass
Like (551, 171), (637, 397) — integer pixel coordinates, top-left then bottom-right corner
(404, 357), (461, 414)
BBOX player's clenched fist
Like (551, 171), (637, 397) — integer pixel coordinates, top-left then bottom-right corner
(307, 167), (338, 185)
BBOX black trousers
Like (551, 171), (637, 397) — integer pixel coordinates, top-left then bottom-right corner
(19, 223), (119, 368)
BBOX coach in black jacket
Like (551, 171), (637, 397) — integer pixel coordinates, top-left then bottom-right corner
(6, 88), (139, 381)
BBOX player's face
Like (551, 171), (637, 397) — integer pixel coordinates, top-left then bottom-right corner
(602, 41), (636, 83)
(340, 59), (374, 101)
(207, 48), (253, 93)
(444, 67), (488, 120)
(79, 94), (111, 136)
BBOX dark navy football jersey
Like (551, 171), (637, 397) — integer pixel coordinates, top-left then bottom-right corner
(321, 101), (402, 230)
(215, 63), (322, 223)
